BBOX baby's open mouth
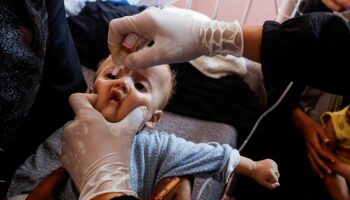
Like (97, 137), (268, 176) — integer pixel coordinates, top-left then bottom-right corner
(110, 89), (122, 104)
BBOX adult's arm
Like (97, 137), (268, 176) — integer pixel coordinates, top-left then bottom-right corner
(292, 107), (334, 178)
(109, 9), (348, 95)
(322, 0), (350, 12)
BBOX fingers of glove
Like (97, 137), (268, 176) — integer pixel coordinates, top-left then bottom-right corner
(108, 18), (136, 64)
(109, 106), (147, 137)
(69, 93), (98, 115)
(124, 44), (169, 70)
(108, 8), (160, 61)
(108, 16), (139, 49)
(108, 7), (159, 42)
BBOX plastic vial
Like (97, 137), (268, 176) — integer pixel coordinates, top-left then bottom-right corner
(111, 33), (141, 76)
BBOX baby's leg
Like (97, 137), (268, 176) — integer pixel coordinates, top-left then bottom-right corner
(323, 174), (349, 200)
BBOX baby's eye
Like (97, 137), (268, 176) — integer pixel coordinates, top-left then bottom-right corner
(107, 72), (117, 80)
(134, 82), (147, 92)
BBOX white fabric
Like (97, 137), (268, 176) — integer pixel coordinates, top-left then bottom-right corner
(190, 55), (247, 79)
(61, 93), (146, 200)
(64, 0), (96, 17)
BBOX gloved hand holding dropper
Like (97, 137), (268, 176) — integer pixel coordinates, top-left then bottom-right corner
(108, 7), (245, 70)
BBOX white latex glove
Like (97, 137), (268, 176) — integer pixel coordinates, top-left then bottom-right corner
(108, 7), (243, 70)
(61, 93), (147, 200)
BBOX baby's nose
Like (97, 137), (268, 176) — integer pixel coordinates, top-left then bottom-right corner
(114, 79), (130, 94)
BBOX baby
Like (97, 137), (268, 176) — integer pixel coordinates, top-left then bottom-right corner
(6, 56), (280, 200)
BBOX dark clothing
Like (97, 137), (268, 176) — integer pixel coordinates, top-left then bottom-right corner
(233, 81), (334, 200)
(166, 62), (263, 146)
(233, 12), (349, 200)
(0, 0), (86, 197)
(261, 12), (349, 96)
(68, 1), (146, 70)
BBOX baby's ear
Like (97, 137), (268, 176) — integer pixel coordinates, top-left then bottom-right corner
(145, 110), (163, 128)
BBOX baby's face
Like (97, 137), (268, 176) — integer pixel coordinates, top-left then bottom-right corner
(93, 56), (171, 123)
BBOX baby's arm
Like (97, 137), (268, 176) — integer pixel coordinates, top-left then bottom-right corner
(235, 156), (280, 189)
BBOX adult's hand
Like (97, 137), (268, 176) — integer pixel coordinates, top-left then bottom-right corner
(323, 108), (350, 182)
(322, 0), (350, 12)
(171, 177), (193, 200)
(292, 108), (335, 178)
(108, 7), (243, 70)
(327, 156), (350, 182)
(150, 176), (193, 200)
(61, 93), (147, 200)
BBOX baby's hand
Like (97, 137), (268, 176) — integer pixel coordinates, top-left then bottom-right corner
(251, 159), (280, 189)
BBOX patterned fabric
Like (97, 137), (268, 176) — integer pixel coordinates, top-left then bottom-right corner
(0, 0), (48, 148)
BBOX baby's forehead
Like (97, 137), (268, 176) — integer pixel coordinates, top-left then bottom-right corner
(98, 59), (170, 83)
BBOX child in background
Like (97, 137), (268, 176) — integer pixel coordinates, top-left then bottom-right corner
(320, 105), (350, 200)
(6, 55), (280, 200)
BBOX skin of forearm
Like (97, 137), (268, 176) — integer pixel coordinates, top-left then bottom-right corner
(291, 107), (306, 130)
(241, 25), (263, 63)
(235, 156), (255, 177)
